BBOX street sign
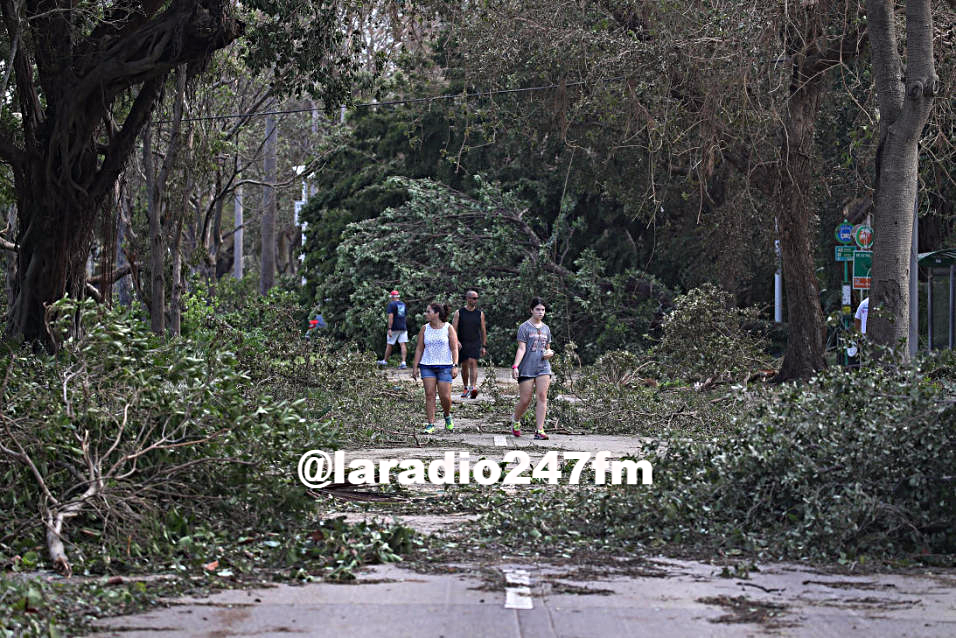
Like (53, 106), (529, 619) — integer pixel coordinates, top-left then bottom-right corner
(854, 224), (874, 249)
(852, 250), (872, 289)
(842, 285), (851, 305)
(835, 221), (854, 244)
(835, 245), (855, 262)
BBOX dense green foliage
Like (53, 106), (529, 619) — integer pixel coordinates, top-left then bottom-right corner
(295, 8), (953, 342)
(311, 176), (668, 363)
(4, 2), (955, 635)
(0, 297), (322, 559)
(298, 89), (729, 317)
(654, 283), (770, 381)
(181, 274), (423, 446)
(467, 354), (955, 562)
(0, 288), (422, 583)
(298, 98), (664, 286)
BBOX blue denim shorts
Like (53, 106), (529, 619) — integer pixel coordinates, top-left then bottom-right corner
(419, 365), (453, 383)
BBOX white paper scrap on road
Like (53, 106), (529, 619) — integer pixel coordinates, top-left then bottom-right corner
(504, 586), (533, 609)
(493, 435), (507, 447)
(504, 569), (531, 586)
(503, 568), (533, 609)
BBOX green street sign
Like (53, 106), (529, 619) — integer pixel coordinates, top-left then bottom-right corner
(853, 250), (872, 289)
(834, 245), (855, 262)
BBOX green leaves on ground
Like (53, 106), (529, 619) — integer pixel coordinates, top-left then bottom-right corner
(452, 353), (955, 564)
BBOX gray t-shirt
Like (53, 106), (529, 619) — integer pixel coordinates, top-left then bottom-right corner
(516, 320), (552, 378)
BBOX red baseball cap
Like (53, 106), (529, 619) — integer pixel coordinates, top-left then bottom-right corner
(390, 290), (400, 296)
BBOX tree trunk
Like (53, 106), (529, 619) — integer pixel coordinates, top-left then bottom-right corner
(865, 0), (938, 352)
(0, 1), (241, 346)
(7, 160), (105, 345)
(234, 186), (244, 279)
(171, 123), (196, 335)
(773, 55), (829, 380)
(209, 187), (224, 282)
(277, 227), (290, 275)
(199, 173), (225, 284)
(4, 205), (15, 312)
(116, 203), (132, 307)
(146, 69), (191, 336)
(169, 216), (184, 337)
(144, 126), (166, 335)
(261, 113), (277, 294)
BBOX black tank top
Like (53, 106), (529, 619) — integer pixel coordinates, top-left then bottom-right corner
(457, 307), (482, 343)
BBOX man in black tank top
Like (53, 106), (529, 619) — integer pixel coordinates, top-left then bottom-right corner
(452, 290), (487, 398)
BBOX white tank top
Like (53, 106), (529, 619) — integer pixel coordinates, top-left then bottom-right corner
(420, 322), (453, 365)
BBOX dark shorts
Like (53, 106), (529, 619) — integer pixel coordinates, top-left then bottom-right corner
(460, 341), (482, 361)
(420, 365), (453, 383)
(518, 374), (551, 384)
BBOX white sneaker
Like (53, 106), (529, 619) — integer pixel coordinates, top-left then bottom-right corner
(398, 362), (408, 369)
(377, 359), (387, 366)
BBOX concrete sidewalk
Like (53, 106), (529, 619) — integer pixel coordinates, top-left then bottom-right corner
(90, 560), (955, 637)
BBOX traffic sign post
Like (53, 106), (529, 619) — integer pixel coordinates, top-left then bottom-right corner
(834, 219), (874, 366)
(835, 220), (852, 366)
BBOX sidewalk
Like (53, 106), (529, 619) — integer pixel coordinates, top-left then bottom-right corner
(90, 560), (956, 637)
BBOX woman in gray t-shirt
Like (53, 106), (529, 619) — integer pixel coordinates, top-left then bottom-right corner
(509, 297), (554, 440)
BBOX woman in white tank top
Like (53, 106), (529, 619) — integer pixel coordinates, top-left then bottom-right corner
(411, 302), (460, 433)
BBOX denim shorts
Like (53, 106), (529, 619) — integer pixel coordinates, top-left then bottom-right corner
(419, 365), (453, 383)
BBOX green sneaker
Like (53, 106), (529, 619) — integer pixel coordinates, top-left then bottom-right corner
(423, 423), (436, 434)
(444, 416), (454, 431)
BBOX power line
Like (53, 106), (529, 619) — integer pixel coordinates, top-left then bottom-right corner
(166, 76), (627, 124)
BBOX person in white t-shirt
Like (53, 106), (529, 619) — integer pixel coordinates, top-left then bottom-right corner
(854, 297), (869, 334)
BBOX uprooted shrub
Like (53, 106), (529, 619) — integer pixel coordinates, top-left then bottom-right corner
(476, 354), (955, 562)
(654, 282), (770, 382)
(0, 297), (331, 575)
